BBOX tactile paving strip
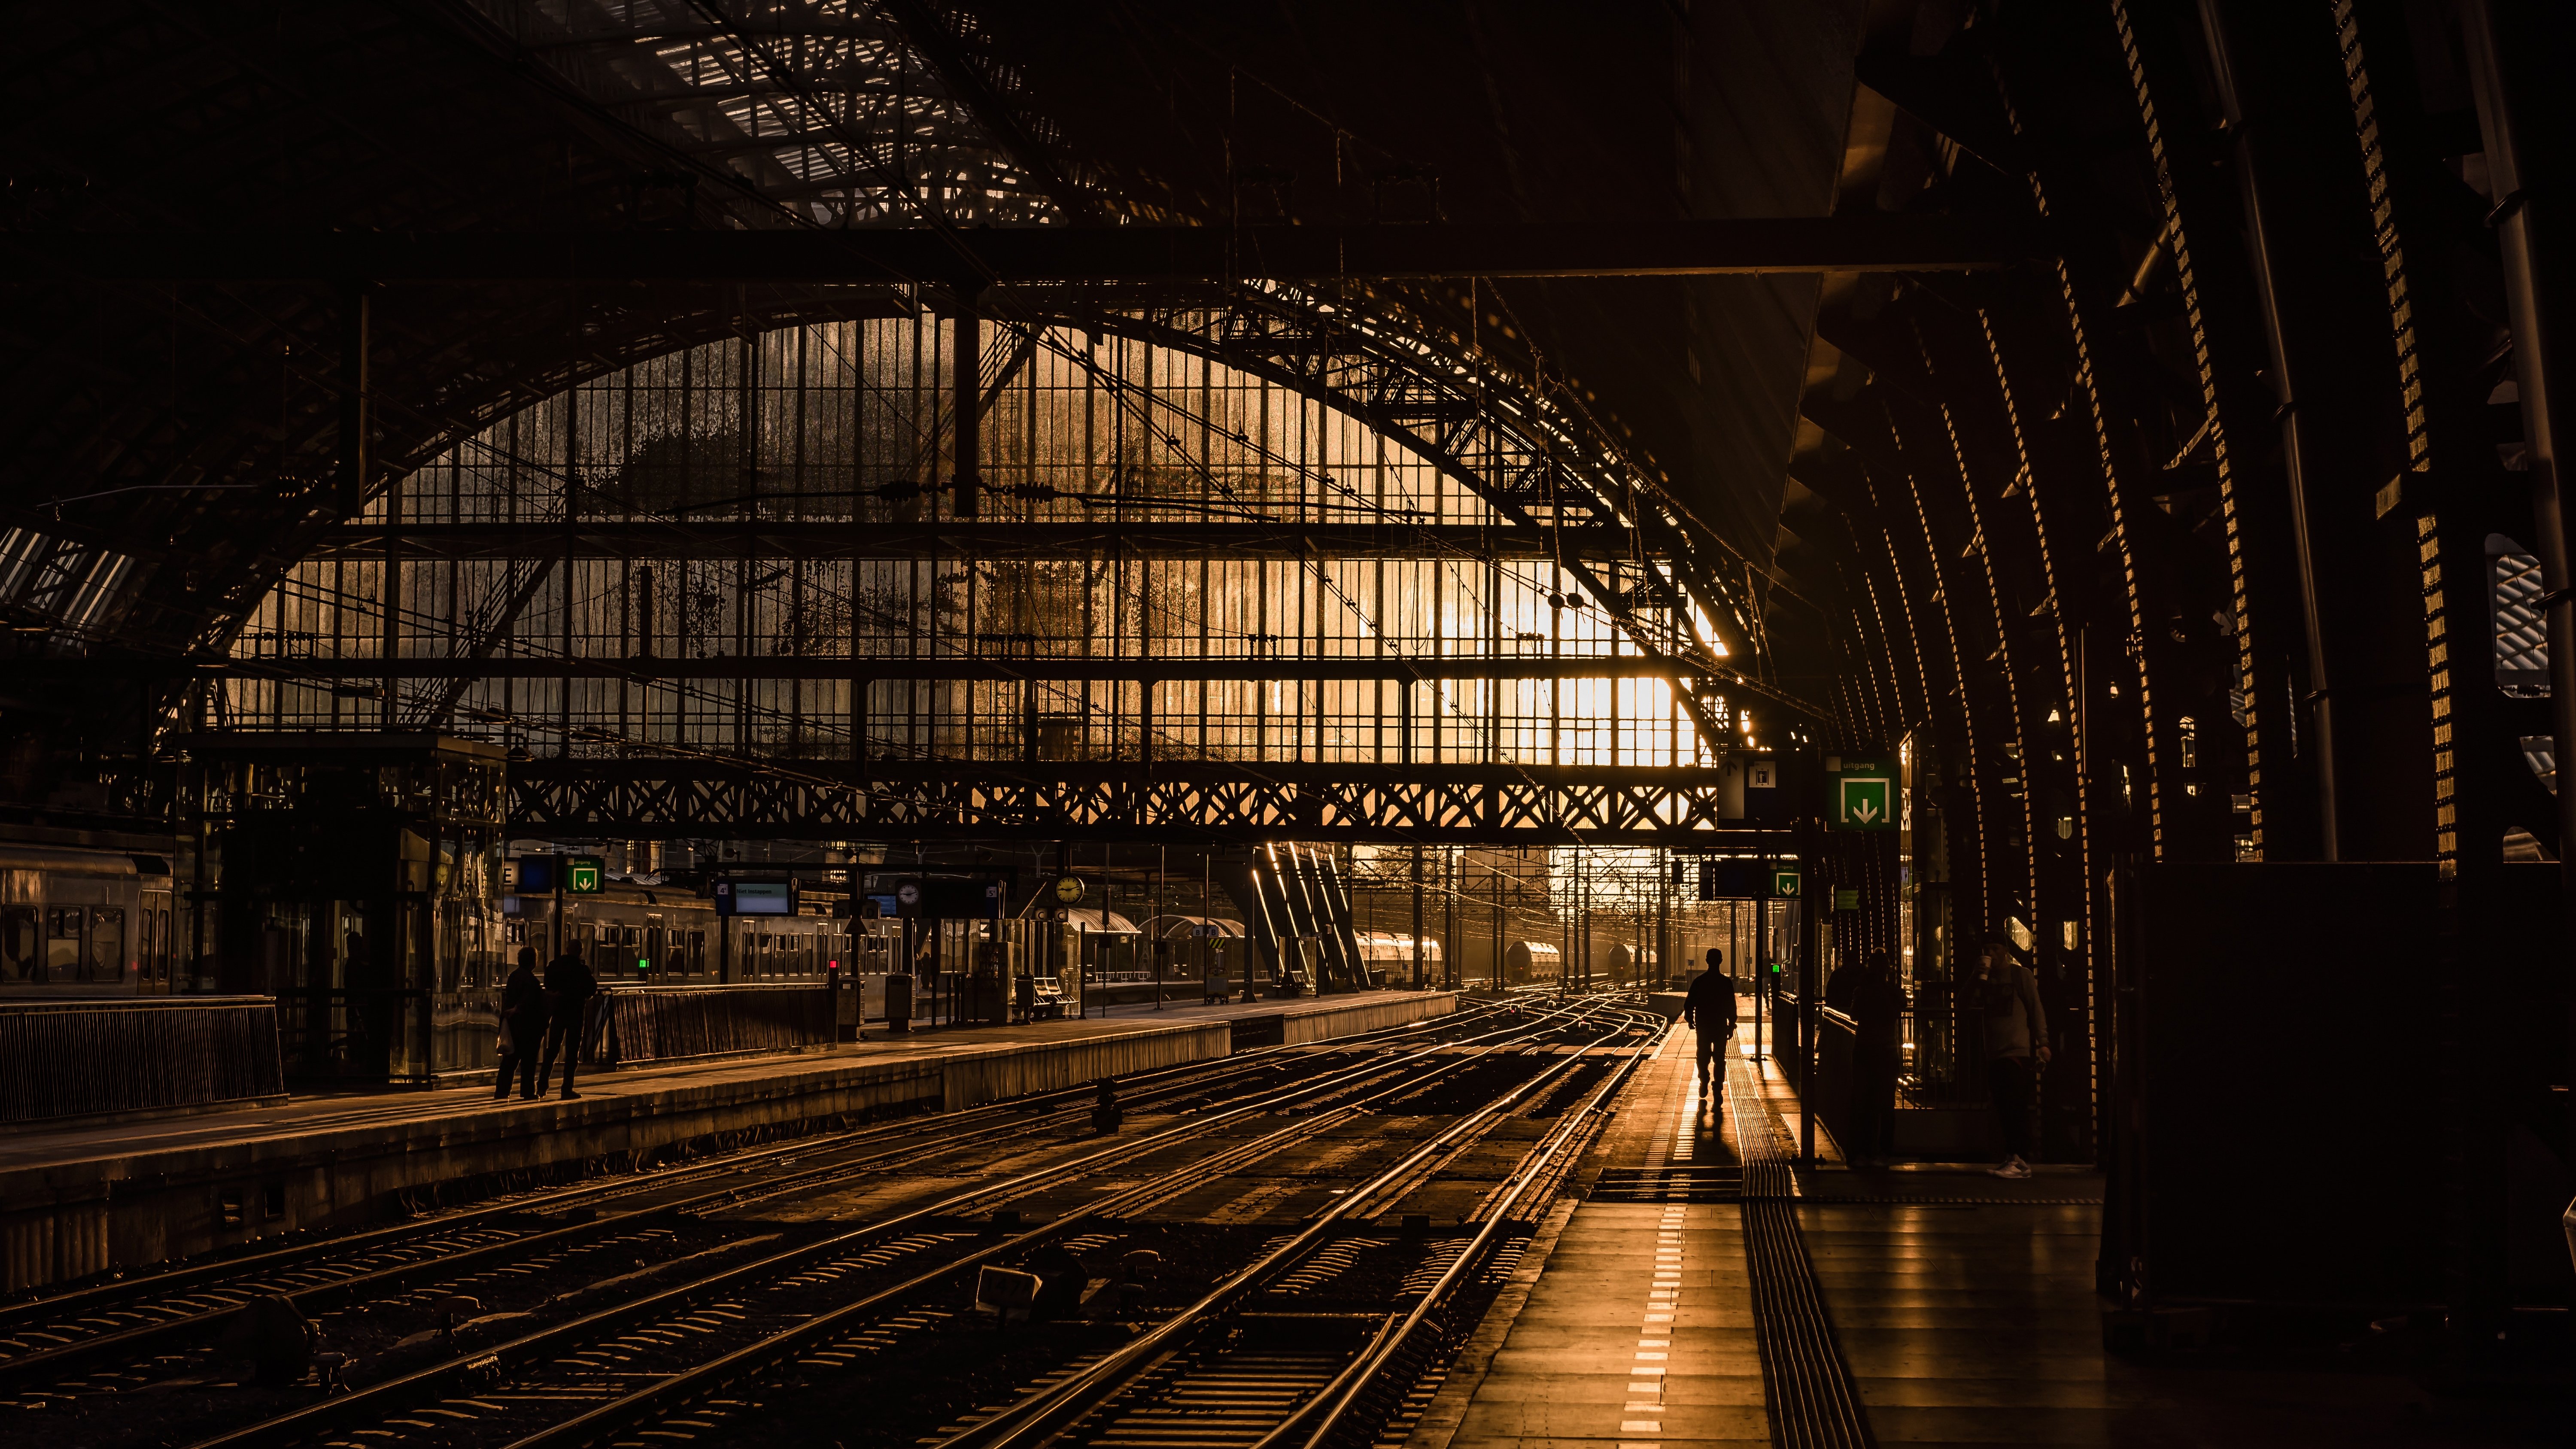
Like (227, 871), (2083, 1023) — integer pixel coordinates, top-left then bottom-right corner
(1727, 1055), (1875, 1449)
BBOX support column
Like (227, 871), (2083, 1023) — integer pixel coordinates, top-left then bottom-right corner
(380, 471), (399, 730)
(1658, 848), (1672, 992)
(1410, 844), (1425, 991)
(336, 282), (369, 518)
(1443, 848), (1458, 990)
(2199, 0), (2421, 860)
(952, 284), (983, 518)
(2463, 0), (2576, 1318)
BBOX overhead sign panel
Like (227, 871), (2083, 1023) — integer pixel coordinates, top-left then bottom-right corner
(1689, 858), (1794, 902)
(717, 879), (796, 917)
(1742, 753), (1784, 823)
(1828, 755), (1898, 832)
(511, 855), (556, 893)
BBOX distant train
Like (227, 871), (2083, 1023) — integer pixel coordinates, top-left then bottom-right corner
(1351, 930), (1442, 984)
(1501, 940), (1563, 986)
(0, 842), (178, 993)
(516, 883), (877, 985)
(1607, 943), (1658, 984)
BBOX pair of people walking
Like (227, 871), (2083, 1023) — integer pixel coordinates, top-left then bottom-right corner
(494, 945), (600, 1101)
(1847, 942), (2047, 1176)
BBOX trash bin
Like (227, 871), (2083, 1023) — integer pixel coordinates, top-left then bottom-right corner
(884, 972), (914, 1034)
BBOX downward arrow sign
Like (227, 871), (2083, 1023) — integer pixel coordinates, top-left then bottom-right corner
(1852, 797), (1880, 823)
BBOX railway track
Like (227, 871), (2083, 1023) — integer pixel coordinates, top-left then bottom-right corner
(138, 996), (1641, 1449)
(920, 1000), (1661, 1449)
(0, 999), (1506, 1406)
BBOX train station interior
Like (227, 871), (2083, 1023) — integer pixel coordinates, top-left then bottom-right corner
(2, 0), (2572, 1443)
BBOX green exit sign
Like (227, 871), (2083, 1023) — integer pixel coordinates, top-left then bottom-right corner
(1772, 867), (1802, 899)
(566, 856), (605, 894)
(1829, 756), (1898, 832)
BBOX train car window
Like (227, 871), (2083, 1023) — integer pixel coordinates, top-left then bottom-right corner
(3, 906), (38, 983)
(48, 906), (85, 981)
(91, 908), (125, 985)
(689, 930), (705, 977)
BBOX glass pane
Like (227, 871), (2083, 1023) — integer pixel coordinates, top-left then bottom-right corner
(48, 906), (83, 980)
(91, 908), (125, 984)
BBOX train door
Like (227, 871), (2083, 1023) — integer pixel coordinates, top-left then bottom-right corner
(138, 887), (173, 993)
(1, 903), (34, 986)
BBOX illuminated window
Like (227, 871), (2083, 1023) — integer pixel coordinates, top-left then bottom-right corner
(2178, 716), (2198, 769)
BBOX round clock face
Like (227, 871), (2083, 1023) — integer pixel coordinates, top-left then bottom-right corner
(1054, 876), (1085, 905)
(896, 882), (921, 906)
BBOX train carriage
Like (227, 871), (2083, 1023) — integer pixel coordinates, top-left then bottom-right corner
(0, 843), (179, 995)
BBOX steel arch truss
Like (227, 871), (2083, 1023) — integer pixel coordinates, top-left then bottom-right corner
(454, 0), (1079, 228)
(1050, 285), (1818, 737)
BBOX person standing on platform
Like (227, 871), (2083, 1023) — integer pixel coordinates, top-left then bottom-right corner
(1975, 942), (2048, 1179)
(1847, 949), (1906, 1169)
(1824, 953), (1860, 1014)
(535, 947), (600, 1100)
(493, 947), (546, 1102)
(1683, 947), (1738, 1110)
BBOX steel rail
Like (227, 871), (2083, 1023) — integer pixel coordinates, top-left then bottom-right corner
(923, 1000), (1649, 1449)
(182, 999), (1546, 1449)
(1256, 1009), (1672, 1449)
(1, 999), (1487, 1390)
(497, 998), (1625, 1449)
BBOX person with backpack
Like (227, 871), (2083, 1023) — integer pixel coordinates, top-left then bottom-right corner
(535, 947), (600, 1100)
(1974, 942), (2049, 1179)
(493, 947), (546, 1101)
(1683, 947), (1738, 1110)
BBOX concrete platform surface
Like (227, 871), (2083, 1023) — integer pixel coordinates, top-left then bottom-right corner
(1411, 1027), (1770, 1449)
(1415, 1017), (2569, 1449)
(0, 988), (1454, 1292)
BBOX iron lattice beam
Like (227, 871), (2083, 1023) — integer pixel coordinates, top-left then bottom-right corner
(505, 758), (1781, 844)
(7, 216), (2035, 284)
(38, 655), (1708, 683)
(304, 520), (1644, 562)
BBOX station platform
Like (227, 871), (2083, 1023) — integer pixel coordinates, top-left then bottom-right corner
(1412, 1026), (2564, 1449)
(0, 988), (1455, 1294)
